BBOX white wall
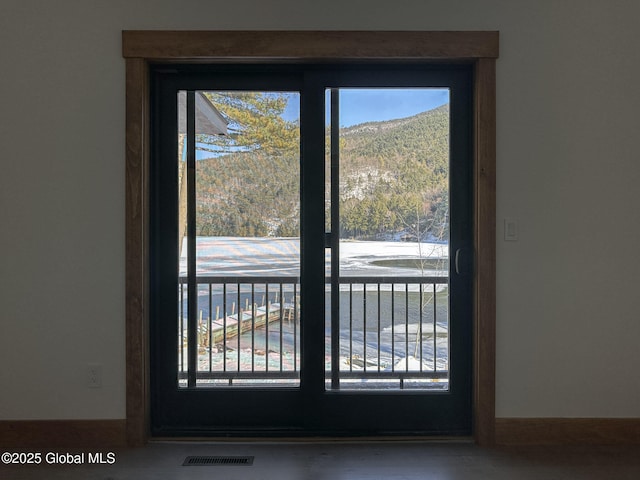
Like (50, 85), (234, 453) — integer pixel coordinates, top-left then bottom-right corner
(1, 0), (639, 420)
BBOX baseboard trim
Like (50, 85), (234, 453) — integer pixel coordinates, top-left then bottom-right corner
(495, 418), (640, 445)
(0, 420), (127, 448)
(5, 418), (638, 447)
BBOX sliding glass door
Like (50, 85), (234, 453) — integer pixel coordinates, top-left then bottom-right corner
(150, 65), (472, 436)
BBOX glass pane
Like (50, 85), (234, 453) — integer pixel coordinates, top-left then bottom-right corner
(177, 91), (189, 388)
(178, 90), (301, 388)
(325, 88), (450, 391)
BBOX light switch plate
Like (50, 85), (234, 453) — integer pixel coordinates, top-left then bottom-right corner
(504, 218), (518, 241)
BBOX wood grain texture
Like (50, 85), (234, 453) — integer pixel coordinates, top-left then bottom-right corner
(122, 31), (499, 60)
(496, 418), (640, 445)
(473, 58), (497, 447)
(125, 58), (149, 447)
(0, 420), (126, 448)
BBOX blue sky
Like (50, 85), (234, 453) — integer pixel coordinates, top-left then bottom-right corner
(283, 88), (449, 127)
(196, 89), (449, 158)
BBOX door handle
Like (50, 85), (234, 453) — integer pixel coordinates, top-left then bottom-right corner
(454, 247), (472, 275)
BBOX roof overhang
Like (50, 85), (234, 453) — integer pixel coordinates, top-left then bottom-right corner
(178, 91), (228, 135)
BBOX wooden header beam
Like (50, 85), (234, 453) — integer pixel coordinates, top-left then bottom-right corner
(123, 30), (498, 61)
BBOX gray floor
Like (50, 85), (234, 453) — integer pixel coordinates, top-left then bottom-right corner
(3, 441), (640, 479)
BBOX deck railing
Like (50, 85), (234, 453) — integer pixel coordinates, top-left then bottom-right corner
(178, 275), (449, 389)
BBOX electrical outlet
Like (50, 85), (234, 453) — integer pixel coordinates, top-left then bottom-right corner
(87, 364), (102, 388)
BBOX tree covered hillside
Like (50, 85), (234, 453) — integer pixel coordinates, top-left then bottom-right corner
(195, 100), (449, 241)
(337, 104), (449, 240)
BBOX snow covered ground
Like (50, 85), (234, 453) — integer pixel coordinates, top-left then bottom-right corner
(181, 237), (448, 277)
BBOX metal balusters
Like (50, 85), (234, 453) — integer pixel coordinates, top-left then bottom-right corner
(418, 284), (423, 372)
(377, 284), (381, 372)
(208, 284), (213, 374)
(433, 283), (437, 372)
(265, 284), (270, 373)
(391, 284), (396, 373)
(363, 283), (367, 371)
(179, 282), (185, 381)
(177, 276), (446, 388)
(279, 283), (284, 372)
(251, 284), (255, 373)
(349, 283), (353, 374)
(405, 283), (409, 373)
(293, 283), (298, 372)
(236, 284), (241, 376)
(223, 283), (227, 373)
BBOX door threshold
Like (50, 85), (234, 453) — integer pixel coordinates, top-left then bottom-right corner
(150, 436), (475, 444)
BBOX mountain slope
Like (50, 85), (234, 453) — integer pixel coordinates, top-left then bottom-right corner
(196, 103), (450, 239)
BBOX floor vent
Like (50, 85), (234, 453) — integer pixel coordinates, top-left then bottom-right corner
(183, 456), (254, 466)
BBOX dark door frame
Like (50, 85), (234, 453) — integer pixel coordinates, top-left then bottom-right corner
(123, 30), (498, 446)
(150, 65), (474, 436)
